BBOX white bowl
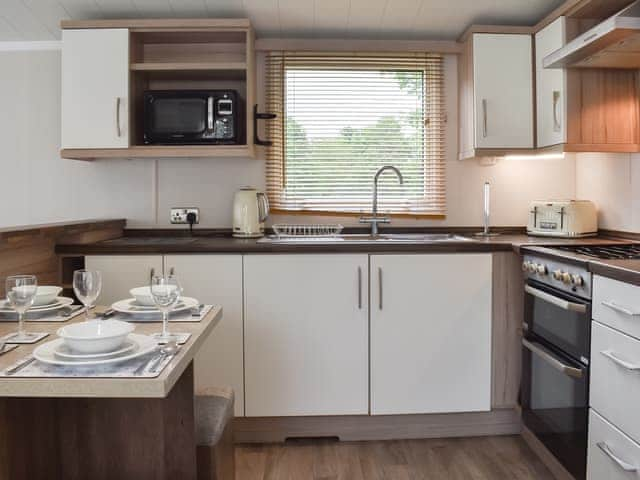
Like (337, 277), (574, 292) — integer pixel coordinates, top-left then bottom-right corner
(57, 319), (135, 354)
(33, 286), (63, 306)
(130, 285), (178, 306)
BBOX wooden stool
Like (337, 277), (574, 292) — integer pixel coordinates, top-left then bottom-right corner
(195, 387), (235, 480)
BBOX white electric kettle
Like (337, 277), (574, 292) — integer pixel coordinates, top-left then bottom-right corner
(232, 187), (269, 238)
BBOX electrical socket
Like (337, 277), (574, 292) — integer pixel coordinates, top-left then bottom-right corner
(170, 208), (200, 225)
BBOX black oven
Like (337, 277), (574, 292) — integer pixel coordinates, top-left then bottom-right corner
(522, 272), (591, 480)
(143, 90), (241, 145)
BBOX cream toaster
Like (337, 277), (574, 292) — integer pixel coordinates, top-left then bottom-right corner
(527, 200), (597, 238)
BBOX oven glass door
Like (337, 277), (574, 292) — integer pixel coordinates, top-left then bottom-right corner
(525, 280), (591, 363)
(522, 336), (588, 480)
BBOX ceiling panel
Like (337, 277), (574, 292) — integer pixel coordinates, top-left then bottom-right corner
(1, 0), (55, 40)
(203, 0), (245, 17)
(313, 0), (349, 36)
(167, 0), (207, 17)
(0, 0), (566, 42)
(277, 0), (314, 37)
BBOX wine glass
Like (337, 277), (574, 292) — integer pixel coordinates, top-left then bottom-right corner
(73, 270), (102, 321)
(5, 275), (38, 341)
(150, 274), (181, 342)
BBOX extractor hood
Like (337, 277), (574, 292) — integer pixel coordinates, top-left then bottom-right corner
(544, 1), (640, 69)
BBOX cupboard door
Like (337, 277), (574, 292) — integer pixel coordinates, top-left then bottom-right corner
(164, 255), (244, 416)
(536, 17), (567, 148)
(62, 29), (129, 149)
(85, 255), (162, 306)
(370, 254), (492, 415)
(473, 34), (533, 149)
(244, 254), (369, 417)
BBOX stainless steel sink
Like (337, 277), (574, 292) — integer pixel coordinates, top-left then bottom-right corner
(258, 233), (473, 244)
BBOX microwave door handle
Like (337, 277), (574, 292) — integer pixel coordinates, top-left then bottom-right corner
(522, 338), (584, 379)
(524, 285), (587, 314)
(208, 97), (214, 131)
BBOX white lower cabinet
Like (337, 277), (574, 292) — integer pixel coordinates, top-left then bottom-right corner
(85, 255), (163, 305)
(244, 254), (369, 417)
(164, 255), (244, 416)
(370, 254), (492, 415)
(588, 409), (640, 480)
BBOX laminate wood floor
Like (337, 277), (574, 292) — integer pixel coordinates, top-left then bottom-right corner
(235, 435), (554, 480)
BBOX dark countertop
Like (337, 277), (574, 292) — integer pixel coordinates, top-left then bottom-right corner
(589, 259), (640, 287)
(56, 229), (633, 255)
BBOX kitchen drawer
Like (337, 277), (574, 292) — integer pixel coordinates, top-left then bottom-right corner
(593, 275), (640, 340)
(591, 321), (640, 444)
(588, 409), (640, 480)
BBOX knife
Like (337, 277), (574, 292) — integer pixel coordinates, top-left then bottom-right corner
(5, 356), (36, 376)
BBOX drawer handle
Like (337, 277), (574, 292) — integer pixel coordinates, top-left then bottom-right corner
(601, 350), (640, 371)
(597, 442), (638, 473)
(602, 300), (640, 317)
(525, 285), (587, 313)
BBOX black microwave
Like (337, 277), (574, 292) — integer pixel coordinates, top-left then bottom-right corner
(143, 90), (241, 145)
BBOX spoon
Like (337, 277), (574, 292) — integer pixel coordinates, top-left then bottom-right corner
(149, 341), (179, 373)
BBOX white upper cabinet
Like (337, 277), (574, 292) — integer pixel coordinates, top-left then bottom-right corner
(244, 254), (369, 417)
(536, 17), (567, 148)
(62, 29), (129, 149)
(473, 34), (534, 149)
(370, 254), (492, 415)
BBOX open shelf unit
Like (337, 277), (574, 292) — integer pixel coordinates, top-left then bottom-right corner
(60, 19), (256, 160)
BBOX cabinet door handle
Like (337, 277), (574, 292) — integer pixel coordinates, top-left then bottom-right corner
(602, 300), (640, 317)
(600, 350), (640, 371)
(552, 90), (561, 133)
(378, 267), (383, 310)
(357, 266), (362, 310)
(115, 97), (122, 138)
(482, 99), (488, 138)
(597, 442), (638, 472)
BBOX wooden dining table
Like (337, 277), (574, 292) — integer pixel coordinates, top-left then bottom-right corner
(0, 306), (222, 480)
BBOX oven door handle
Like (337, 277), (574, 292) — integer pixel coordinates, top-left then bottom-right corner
(525, 285), (587, 314)
(597, 442), (638, 472)
(522, 338), (584, 379)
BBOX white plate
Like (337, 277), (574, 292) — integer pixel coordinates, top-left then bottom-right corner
(33, 333), (156, 367)
(0, 297), (74, 314)
(111, 297), (199, 317)
(54, 338), (136, 360)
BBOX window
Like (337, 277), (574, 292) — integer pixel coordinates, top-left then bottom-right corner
(265, 52), (446, 217)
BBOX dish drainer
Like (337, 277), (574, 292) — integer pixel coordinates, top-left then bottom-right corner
(271, 224), (344, 238)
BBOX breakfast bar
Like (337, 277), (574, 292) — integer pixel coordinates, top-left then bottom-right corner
(0, 306), (222, 480)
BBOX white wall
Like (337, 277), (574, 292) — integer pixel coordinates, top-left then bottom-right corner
(0, 48), (577, 230)
(575, 152), (640, 233)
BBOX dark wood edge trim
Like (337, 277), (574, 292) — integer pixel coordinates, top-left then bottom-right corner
(0, 219), (125, 239)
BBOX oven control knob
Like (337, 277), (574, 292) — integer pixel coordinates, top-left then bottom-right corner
(553, 270), (563, 280)
(536, 264), (547, 275)
(528, 263), (538, 273)
(522, 261), (530, 272)
(561, 272), (572, 284)
(571, 274), (584, 286)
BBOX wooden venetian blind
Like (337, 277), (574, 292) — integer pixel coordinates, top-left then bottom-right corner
(265, 52), (446, 216)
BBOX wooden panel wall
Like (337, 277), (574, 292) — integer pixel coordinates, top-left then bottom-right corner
(491, 252), (524, 409)
(0, 220), (125, 296)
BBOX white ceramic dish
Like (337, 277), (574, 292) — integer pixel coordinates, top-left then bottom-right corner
(112, 297), (199, 317)
(33, 333), (156, 367)
(130, 286), (179, 307)
(54, 339), (136, 360)
(0, 297), (73, 314)
(33, 286), (63, 306)
(57, 319), (135, 354)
